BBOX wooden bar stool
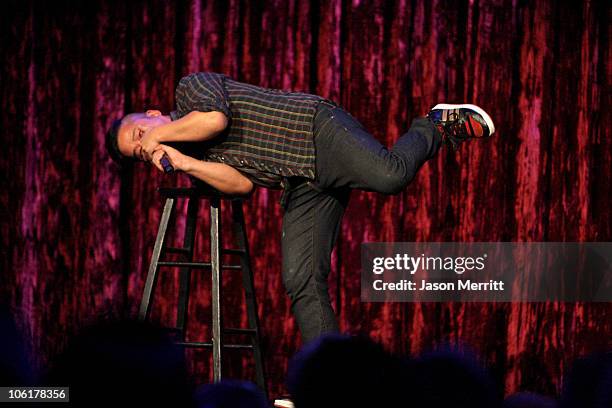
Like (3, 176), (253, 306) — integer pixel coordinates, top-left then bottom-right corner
(137, 185), (266, 395)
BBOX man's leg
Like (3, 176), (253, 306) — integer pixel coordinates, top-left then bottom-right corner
(280, 105), (438, 343)
(281, 179), (350, 344)
(311, 102), (443, 193)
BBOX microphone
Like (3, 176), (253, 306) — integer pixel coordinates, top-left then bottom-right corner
(160, 153), (174, 173)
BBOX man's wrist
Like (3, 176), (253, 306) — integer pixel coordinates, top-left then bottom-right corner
(152, 120), (177, 143)
(181, 155), (195, 173)
(152, 126), (165, 143)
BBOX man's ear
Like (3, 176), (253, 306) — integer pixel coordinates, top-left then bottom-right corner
(145, 110), (162, 117)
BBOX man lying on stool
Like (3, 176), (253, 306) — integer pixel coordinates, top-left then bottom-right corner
(105, 72), (496, 345)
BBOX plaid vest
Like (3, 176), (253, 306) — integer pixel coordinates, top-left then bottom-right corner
(170, 72), (339, 200)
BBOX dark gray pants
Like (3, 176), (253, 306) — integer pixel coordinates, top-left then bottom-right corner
(281, 101), (442, 343)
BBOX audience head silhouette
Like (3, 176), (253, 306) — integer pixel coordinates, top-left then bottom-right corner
(286, 333), (408, 408)
(503, 392), (558, 408)
(0, 303), (34, 386)
(43, 318), (194, 407)
(561, 351), (612, 408)
(194, 379), (268, 408)
(411, 346), (501, 408)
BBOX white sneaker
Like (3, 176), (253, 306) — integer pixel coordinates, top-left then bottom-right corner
(274, 398), (295, 408)
(426, 103), (496, 150)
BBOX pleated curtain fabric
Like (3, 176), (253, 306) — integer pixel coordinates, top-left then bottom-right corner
(1, 0), (609, 398)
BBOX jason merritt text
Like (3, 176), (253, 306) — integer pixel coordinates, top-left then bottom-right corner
(372, 279), (505, 291)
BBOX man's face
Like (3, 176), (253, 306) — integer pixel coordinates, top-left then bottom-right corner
(117, 110), (170, 160)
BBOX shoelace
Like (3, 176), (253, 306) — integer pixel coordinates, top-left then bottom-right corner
(436, 113), (470, 150)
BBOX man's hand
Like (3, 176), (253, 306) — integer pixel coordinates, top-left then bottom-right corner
(140, 126), (161, 161)
(151, 144), (193, 173)
(150, 143), (254, 196)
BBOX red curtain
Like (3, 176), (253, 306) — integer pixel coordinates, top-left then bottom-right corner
(1, 0), (610, 398)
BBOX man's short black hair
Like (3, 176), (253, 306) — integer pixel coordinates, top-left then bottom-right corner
(105, 117), (136, 165)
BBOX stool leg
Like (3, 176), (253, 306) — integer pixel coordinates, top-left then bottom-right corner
(139, 198), (175, 321)
(210, 197), (223, 381)
(176, 197), (199, 341)
(231, 200), (267, 396)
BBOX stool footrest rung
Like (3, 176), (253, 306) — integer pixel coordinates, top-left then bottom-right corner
(158, 261), (210, 269)
(165, 247), (243, 255)
(157, 261), (242, 270)
(221, 248), (246, 255)
(160, 327), (256, 336)
(175, 341), (254, 350)
(223, 328), (257, 335)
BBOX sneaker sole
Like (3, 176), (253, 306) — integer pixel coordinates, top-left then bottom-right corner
(274, 400), (295, 408)
(432, 103), (496, 136)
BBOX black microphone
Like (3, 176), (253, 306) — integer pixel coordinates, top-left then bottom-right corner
(160, 153), (174, 173)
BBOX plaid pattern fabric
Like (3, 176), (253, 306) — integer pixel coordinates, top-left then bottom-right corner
(170, 72), (338, 195)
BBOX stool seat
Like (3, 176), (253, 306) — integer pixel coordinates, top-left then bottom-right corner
(137, 185), (266, 396)
(157, 186), (243, 199)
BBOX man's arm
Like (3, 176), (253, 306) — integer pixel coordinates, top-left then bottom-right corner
(139, 111), (228, 160)
(153, 111), (228, 143)
(185, 159), (254, 196)
(151, 144), (254, 196)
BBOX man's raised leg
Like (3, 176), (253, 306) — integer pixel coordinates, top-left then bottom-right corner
(310, 103), (495, 193)
(311, 105), (442, 194)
